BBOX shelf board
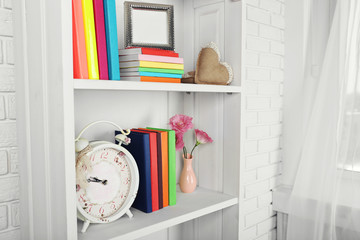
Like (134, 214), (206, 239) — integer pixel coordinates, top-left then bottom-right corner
(78, 187), (238, 240)
(74, 79), (241, 93)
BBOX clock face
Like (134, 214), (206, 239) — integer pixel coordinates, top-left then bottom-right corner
(76, 148), (132, 220)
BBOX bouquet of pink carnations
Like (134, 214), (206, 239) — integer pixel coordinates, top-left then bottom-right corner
(169, 114), (213, 158)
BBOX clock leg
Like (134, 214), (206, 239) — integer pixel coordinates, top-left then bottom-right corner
(126, 209), (133, 218)
(81, 220), (91, 233)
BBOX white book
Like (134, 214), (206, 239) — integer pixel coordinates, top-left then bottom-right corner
(119, 67), (141, 72)
(120, 72), (140, 77)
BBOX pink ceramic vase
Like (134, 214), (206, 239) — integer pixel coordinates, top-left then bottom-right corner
(180, 154), (197, 193)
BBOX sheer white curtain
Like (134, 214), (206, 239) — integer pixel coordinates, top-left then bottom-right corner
(286, 0), (360, 239)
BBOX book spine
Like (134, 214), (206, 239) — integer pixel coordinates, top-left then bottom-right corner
(138, 67), (184, 75)
(139, 72), (182, 79)
(143, 137), (153, 213)
(140, 61), (184, 70)
(82, 0), (99, 79)
(157, 136), (163, 209)
(118, 48), (140, 56)
(138, 55), (184, 64)
(167, 131), (176, 206)
(141, 48), (179, 57)
(72, 0), (89, 79)
(104, 0), (121, 80)
(93, 0), (109, 80)
(140, 77), (181, 83)
(162, 133), (169, 207)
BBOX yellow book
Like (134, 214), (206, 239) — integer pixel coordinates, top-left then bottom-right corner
(82, 0), (99, 79)
(120, 61), (184, 70)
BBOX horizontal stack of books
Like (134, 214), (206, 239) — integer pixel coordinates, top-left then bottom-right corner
(72, 0), (120, 80)
(116, 127), (176, 213)
(118, 48), (184, 83)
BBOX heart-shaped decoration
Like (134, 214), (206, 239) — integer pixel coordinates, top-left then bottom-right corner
(195, 42), (233, 85)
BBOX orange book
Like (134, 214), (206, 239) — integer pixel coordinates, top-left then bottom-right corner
(141, 77), (180, 83)
(72, 0), (88, 79)
(140, 128), (169, 207)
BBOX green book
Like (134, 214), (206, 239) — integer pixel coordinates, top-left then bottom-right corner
(139, 67), (184, 75)
(147, 127), (176, 206)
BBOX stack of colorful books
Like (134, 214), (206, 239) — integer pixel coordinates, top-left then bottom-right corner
(72, 0), (120, 80)
(118, 48), (184, 83)
(116, 127), (176, 213)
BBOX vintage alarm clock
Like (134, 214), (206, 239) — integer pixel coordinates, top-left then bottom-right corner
(75, 121), (139, 233)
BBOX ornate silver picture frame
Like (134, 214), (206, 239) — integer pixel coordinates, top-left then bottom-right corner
(124, 1), (175, 50)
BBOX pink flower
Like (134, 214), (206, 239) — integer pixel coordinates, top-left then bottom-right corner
(175, 132), (185, 151)
(195, 129), (213, 144)
(169, 114), (193, 134)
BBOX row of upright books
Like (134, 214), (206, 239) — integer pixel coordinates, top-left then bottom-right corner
(73, 0), (120, 80)
(116, 127), (176, 213)
(119, 48), (184, 83)
(73, 0), (185, 83)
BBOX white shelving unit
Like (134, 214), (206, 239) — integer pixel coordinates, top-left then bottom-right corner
(14, 0), (244, 239)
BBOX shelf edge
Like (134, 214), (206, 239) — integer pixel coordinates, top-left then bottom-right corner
(113, 197), (238, 240)
(73, 79), (241, 93)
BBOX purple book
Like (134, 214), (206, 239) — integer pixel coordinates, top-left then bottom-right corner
(93, 0), (109, 80)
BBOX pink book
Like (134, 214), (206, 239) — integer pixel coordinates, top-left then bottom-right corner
(93, 0), (109, 80)
(118, 54), (184, 64)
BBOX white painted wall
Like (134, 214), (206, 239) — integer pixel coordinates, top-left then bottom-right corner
(0, 1), (21, 239)
(241, 0), (284, 239)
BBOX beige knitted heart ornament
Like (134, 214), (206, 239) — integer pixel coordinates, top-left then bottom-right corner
(195, 42), (233, 85)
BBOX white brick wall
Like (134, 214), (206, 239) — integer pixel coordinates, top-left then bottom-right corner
(242, 0), (284, 239)
(0, 1), (20, 239)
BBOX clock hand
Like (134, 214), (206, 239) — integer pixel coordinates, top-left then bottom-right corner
(87, 177), (108, 185)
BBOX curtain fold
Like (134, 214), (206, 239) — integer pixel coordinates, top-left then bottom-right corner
(286, 0), (360, 239)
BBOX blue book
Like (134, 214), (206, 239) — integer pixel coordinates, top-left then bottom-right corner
(139, 72), (182, 79)
(116, 131), (152, 213)
(104, 0), (120, 80)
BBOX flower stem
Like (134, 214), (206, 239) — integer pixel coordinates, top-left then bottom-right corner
(183, 146), (187, 158)
(190, 142), (200, 158)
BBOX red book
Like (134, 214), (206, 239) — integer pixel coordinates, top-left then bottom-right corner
(119, 47), (179, 57)
(72, 0), (88, 79)
(140, 128), (169, 207)
(93, 0), (109, 80)
(132, 129), (159, 212)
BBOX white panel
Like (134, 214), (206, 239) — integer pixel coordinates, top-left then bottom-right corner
(136, 229), (168, 240)
(222, 1), (243, 238)
(195, 93), (223, 191)
(223, 93), (241, 239)
(192, 3), (227, 240)
(198, 212), (223, 240)
(183, 0), (196, 72)
(15, 0), (77, 239)
(195, 92), (224, 240)
(169, 221), (196, 240)
(170, 92), (196, 240)
(194, 2), (225, 61)
(194, 0), (224, 9)
(224, 0), (242, 86)
(74, 91), (172, 141)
